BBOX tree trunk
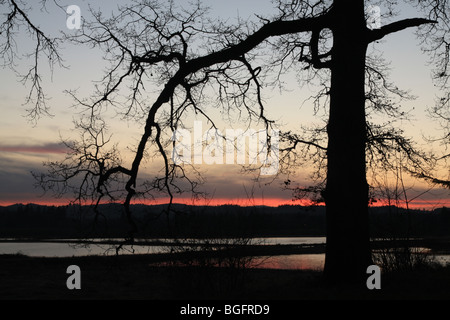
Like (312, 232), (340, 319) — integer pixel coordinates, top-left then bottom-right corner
(323, 0), (373, 285)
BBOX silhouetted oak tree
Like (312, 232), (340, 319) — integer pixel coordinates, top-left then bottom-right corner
(2, 0), (449, 285)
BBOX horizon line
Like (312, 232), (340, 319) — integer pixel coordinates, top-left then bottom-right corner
(1, 197), (448, 211)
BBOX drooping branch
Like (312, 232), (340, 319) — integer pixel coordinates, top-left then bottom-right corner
(0, 0), (64, 120)
(412, 172), (450, 189)
(88, 9), (333, 220)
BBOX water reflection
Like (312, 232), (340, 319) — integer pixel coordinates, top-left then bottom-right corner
(253, 254), (325, 270)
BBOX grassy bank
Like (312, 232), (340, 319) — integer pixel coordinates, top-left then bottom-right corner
(1, 253), (450, 300)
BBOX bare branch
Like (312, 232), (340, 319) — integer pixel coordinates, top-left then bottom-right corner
(0, 0), (64, 120)
(367, 18), (437, 42)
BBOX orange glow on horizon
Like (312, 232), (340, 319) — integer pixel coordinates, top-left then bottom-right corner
(369, 199), (450, 210)
(1, 196), (448, 210)
(0, 197), (310, 207)
(131, 197), (320, 207)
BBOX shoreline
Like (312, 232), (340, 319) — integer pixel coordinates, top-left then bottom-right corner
(1, 247), (450, 300)
(2, 236), (450, 300)
(2, 236), (450, 254)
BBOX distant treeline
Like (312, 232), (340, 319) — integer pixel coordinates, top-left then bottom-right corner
(0, 203), (449, 239)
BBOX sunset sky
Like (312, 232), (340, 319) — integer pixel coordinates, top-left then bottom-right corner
(0, 0), (448, 209)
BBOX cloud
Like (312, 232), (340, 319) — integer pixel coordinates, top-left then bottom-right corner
(0, 142), (68, 154)
(0, 140), (447, 208)
(0, 167), (41, 205)
(136, 163), (294, 204)
(0, 146), (64, 205)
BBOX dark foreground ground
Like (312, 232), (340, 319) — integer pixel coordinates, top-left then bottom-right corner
(1, 253), (450, 301)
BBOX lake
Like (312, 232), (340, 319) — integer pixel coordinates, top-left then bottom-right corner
(0, 237), (325, 256)
(0, 237), (448, 270)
